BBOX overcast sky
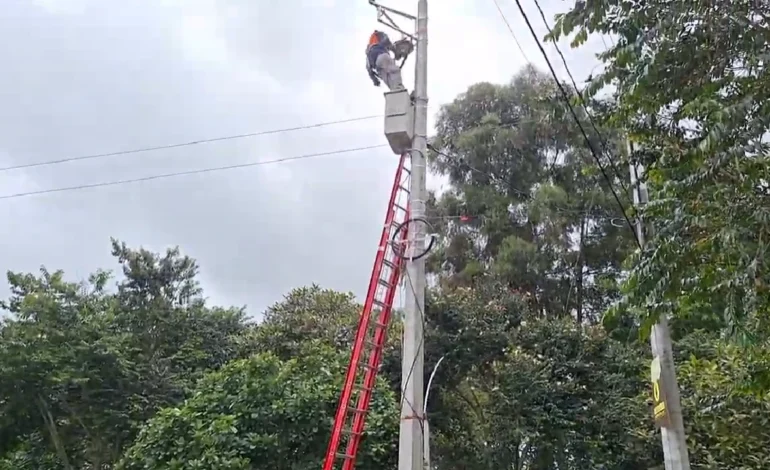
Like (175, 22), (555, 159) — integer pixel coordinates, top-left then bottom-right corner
(0, 0), (607, 317)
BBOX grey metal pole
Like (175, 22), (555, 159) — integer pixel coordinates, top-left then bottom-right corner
(628, 141), (690, 470)
(399, 0), (428, 469)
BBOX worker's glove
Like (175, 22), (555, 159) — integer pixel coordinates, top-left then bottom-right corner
(372, 77), (381, 87)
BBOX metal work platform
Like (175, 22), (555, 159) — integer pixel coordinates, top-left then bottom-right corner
(384, 88), (414, 155)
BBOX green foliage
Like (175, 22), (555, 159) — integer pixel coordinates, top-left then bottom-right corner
(0, 240), (246, 469)
(426, 285), (660, 470)
(249, 285), (365, 357)
(552, 0), (770, 339)
(428, 66), (634, 323)
(481, 318), (659, 469)
(425, 21), (770, 466)
(7, 7), (770, 466)
(117, 344), (398, 470)
(676, 333), (770, 468)
(244, 284), (404, 397)
(425, 278), (530, 389)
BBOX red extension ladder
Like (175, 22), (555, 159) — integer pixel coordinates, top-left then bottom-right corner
(321, 152), (411, 470)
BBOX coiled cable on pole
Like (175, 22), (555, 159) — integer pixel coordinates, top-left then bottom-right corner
(391, 217), (436, 261)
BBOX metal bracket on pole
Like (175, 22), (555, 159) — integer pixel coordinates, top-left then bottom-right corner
(369, 0), (417, 36)
(369, 0), (417, 68)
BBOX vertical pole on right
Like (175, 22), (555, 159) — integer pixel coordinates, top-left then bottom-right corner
(628, 140), (691, 470)
(400, 1), (428, 470)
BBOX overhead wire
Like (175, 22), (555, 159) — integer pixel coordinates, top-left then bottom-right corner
(489, 0), (565, 185)
(508, 0), (641, 249)
(0, 115), (381, 172)
(0, 144), (388, 201)
(599, 34), (610, 50)
(529, 0), (630, 196)
(491, 0), (531, 64)
(524, 0), (629, 314)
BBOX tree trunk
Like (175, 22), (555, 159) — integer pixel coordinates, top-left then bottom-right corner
(576, 216), (586, 324)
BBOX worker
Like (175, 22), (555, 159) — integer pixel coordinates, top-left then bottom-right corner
(366, 30), (405, 91)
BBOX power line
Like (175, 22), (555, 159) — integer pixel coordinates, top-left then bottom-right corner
(509, 0), (641, 249)
(0, 115), (381, 172)
(600, 34), (609, 50)
(529, 0), (630, 196)
(491, 0), (531, 64)
(490, 1), (568, 186)
(0, 144), (387, 201)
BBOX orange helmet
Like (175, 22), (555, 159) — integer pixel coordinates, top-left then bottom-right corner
(368, 30), (381, 46)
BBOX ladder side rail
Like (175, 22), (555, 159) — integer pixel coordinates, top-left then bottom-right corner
(342, 211), (410, 470)
(322, 153), (409, 470)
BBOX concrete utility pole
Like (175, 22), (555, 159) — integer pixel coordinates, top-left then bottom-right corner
(628, 142), (691, 470)
(400, 0), (428, 469)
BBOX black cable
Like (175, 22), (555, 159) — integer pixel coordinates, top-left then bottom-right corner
(0, 144), (388, 201)
(530, 0), (630, 196)
(0, 115), (382, 172)
(392, 217), (436, 261)
(509, 0), (641, 249)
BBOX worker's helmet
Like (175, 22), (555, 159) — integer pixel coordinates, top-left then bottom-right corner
(369, 30), (389, 46)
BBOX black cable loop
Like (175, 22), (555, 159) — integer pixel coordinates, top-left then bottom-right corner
(391, 217), (436, 261)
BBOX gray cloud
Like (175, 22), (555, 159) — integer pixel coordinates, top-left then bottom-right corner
(0, 0), (604, 316)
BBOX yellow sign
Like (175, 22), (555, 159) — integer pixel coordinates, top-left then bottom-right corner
(650, 357), (670, 428)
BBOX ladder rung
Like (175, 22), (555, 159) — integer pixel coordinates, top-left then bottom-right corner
(394, 203), (407, 213)
(354, 383), (373, 392)
(346, 407), (367, 414)
(402, 167), (411, 174)
(365, 340), (381, 349)
(383, 259), (398, 270)
(378, 278), (393, 289)
(398, 184), (410, 193)
(372, 321), (388, 330)
(336, 453), (355, 460)
(373, 299), (389, 309)
(343, 428), (364, 436)
(358, 361), (377, 371)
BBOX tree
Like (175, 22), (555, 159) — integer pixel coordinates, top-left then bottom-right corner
(551, 0), (770, 339)
(428, 66), (634, 323)
(425, 285), (660, 470)
(0, 268), (133, 469)
(241, 285), (404, 397)
(248, 285), (369, 357)
(117, 343), (399, 470)
(0, 240), (246, 469)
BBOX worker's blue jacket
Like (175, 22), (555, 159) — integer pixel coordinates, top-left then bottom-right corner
(366, 42), (389, 69)
(366, 32), (392, 80)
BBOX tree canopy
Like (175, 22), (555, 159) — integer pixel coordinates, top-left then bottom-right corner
(117, 344), (398, 470)
(4, 1), (770, 467)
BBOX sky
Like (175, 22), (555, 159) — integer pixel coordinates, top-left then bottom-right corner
(0, 0), (609, 317)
